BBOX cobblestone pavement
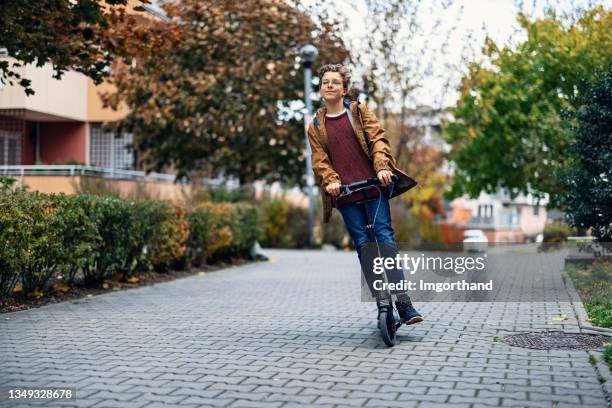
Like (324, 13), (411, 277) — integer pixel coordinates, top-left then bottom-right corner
(0, 249), (610, 408)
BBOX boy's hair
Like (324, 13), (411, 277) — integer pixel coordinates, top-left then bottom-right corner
(318, 64), (351, 91)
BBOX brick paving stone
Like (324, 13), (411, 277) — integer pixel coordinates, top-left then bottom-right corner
(89, 400), (149, 408)
(313, 396), (368, 406)
(419, 403), (470, 408)
(0, 249), (609, 408)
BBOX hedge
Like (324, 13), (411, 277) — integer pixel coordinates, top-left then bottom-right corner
(0, 190), (260, 298)
(257, 195), (349, 249)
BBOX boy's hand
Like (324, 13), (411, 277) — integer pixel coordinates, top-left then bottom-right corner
(377, 170), (393, 186)
(325, 182), (341, 196)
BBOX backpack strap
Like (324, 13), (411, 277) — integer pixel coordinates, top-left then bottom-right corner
(354, 102), (372, 151)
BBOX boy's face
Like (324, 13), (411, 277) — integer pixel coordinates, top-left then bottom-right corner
(319, 72), (346, 103)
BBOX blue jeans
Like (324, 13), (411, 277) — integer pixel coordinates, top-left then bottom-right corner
(338, 195), (395, 250)
(338, 196), (406, 299)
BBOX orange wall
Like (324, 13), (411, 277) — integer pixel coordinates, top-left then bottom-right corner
(87, 79), (129, 122)
(18, 175), (194, 206)
(39, 122), (87, 164)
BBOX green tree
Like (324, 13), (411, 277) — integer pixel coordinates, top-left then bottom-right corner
(556, 68), (611, 241)
(0, 0), (156, 95)
(443, 7), (612, 205)
(104, 0), (350, 185)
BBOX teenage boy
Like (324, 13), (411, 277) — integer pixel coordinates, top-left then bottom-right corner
(307, 64), (423, 324)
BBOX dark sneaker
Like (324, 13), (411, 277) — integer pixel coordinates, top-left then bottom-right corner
(396, 301), (423, 325)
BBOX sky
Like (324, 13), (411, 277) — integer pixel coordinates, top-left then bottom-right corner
(307, 0), (611, 109)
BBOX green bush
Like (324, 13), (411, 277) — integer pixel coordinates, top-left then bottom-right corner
(259, 198), (292, 248)
(286, 205), (309, 248)
(80, 196), (149, 283)
(258, 195), (313, 249)
(144, 203), (189, 273)
(0, 190), (30, 296)
(51, 194), (100, 285)
(201, 202), (260, 262)
(0, 189), (263, 298)
(320, 210), (349, 249)
(207, 186), (251, 203)
(230, 204), (261, 256)
(543, 222), (576, 243)
(0, 190), (63, 295)
(185, 207), (214, 268)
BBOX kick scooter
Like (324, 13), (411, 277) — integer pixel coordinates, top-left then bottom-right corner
(338, 175), (404, 347)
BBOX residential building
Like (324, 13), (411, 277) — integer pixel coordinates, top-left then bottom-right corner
(0, 2), (203, 203)
(449, 192), (548, 243)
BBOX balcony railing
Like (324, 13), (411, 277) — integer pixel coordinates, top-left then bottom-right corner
(0, 165), (224, 186)
(467, 216), (520, 229)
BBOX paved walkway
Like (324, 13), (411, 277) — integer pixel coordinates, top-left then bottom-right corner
(0, 249), (610, 408)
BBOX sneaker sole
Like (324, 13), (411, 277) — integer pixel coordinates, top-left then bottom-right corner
(404, 316), (423, 325)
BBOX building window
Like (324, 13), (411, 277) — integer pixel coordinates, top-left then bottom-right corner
(0, 130), (21, 165)
(89, 124), (134, 170)
(511, 207), (519, 225)
(478, 204), (493, 219)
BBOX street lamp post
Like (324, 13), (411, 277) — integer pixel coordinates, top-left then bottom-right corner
(299, 44), (318, 248)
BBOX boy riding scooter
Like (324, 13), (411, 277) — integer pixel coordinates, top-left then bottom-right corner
(306, 64), (423, 325)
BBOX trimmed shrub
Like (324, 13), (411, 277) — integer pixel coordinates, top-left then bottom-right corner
(543, 222), (576, 243)
(285, 205), (309, 248)
(145, 203), (189, 273)
(258, 196), (312, 249)
(229, 204), (261, 256)
(320, 210), (349, 249)
(0, 191), (29, 296)
(0, 190), (62, 296)
(81, 196), (148, 284)
(51, 194), (100, 285)
(200, 202), (260, 262)
(185, 207), (214, 268)
(0, 188), (263, 298)
(259, 198), (292, 248)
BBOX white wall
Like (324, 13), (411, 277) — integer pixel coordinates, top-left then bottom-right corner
(0, 59), (88, 121)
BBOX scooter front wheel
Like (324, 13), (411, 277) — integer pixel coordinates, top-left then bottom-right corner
(378, 307), (397, 347)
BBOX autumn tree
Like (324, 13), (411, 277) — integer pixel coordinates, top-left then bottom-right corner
(443, 7), (612, 205)
(0, 0), (159, 95)
(105, 0), (350, 185)
(350, 0), (466, 242)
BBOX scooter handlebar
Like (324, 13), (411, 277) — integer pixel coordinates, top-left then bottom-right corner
(339, 174), (398, 196)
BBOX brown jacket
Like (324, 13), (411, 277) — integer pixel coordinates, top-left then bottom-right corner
(307, 100), (398, 223)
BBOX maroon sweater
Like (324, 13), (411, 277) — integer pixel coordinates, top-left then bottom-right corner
(325, 110), (386, 207)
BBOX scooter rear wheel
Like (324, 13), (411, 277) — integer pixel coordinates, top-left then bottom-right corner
(378, 307), (397, 347)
